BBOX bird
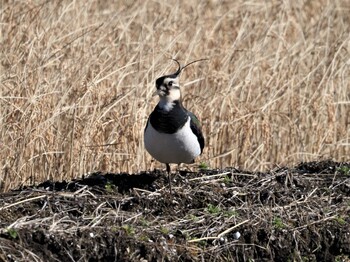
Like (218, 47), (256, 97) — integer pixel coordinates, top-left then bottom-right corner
(144, 59), (206, 194)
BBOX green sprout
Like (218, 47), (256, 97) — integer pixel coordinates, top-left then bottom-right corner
(337, 166), (350, 175)
(122, 224), (135, 236)
(189, 214), (200, 222)
(335, 255), (350, 262)
(206, 204), (221, 214)
(110, 226), (118, 232)
(335, 216), (346, 225)
(139, 217), (149, 227)
(139, 235), (150, 242)
(199, 162), (209, 170)
(273, 217), (285, 229)
(6, 228), (18, 239)
(223, 209), (238, 218)
(223, 175), (231, 184)
(160, 227), (170, 235)
(105, 181), (116, 192)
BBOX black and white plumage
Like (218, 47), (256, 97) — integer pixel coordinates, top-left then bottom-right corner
(144, 59), (205, 193)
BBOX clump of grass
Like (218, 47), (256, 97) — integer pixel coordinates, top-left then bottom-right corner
(335, 216), (346, 225)
(223, 209), (238, 218)
(122, 225), (135, 236)
(139, 218), (149, 227)
(160, 227), (170, 235)
(6, 228), (18, 239)
(273, 217), (285, 229)
(335, 255), (350, 262)
(337, 166), (350, 175)
(223, 175), (231, 184)
(139, 235), (150, 242)
(206, 204), (221, 215)
(105, 181), (116, 193)
(188, 214), (200, 222)
(199, 162), (209, 170)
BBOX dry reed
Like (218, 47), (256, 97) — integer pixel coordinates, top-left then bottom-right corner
(1, 0), (349, 191)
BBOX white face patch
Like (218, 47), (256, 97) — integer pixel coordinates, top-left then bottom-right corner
(167, 88), (181, 101)
(157, 76), (181, 111)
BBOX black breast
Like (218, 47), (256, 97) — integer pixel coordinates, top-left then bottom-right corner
(149, 101), (188, 134)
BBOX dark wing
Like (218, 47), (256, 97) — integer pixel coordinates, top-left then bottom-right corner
(188, 111), (205, 153)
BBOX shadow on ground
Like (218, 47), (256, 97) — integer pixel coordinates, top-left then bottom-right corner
(0, 160), (349, 261)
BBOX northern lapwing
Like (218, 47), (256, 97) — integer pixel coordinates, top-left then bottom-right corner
(144, 59), (206, 194)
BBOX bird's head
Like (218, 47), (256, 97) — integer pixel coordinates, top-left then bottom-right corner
(155, 58), (208, 105)
(155, 59), (182, 102)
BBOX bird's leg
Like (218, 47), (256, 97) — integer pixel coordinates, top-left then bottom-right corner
(166, 163), (172, 195)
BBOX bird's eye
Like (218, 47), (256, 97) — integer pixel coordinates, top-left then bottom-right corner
(168, 81), (173, 86)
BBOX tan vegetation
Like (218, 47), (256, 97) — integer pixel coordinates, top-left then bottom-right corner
(1, 0), (349, 191)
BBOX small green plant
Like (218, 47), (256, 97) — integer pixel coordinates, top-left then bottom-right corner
(189, 214), (199, 221)
(6, 228), (18, 239)
(139, 217), (149, 227)
(223, 175), (231, 184)
(160, 227), (170, 235)
(335, 255), (350, 262)
(105, 181), (116, 192)
(335, 216), (346, 225)
(122, 224), (135, 236)
(183, 232), (191, 240)
(337, 166), (350, 175)
(206, 204), (221, 214)
(139, 235), (150, 242)
(273, 217), (285, 229)
(110, 226), (118, 232)
(223, 209), (238, 217)
(198, 162), (209, 170)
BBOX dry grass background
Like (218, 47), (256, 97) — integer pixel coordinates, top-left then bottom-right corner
(0, 0), (349, 191)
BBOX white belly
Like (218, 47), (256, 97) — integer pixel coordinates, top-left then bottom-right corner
(144, 116), (201, 164)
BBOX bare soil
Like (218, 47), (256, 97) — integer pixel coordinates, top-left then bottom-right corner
(0, 160), (349, 262)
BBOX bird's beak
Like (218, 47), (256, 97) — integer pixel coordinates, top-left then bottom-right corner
(152, 90), (158, 97)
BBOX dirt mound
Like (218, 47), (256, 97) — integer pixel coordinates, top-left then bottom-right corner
(0, 160), (349, 262)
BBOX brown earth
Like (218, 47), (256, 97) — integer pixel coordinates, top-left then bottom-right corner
(0, 160), (349, 262)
